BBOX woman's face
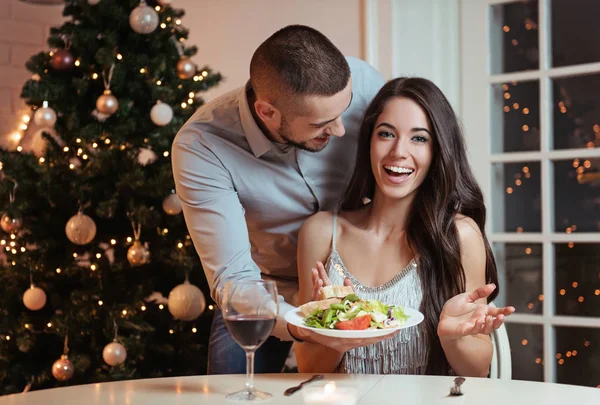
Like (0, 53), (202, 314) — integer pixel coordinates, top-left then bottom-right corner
(370, 96), (434, 202)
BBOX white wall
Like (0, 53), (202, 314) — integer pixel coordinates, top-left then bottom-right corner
(0, 0), (364, 146)
(0, 0), (64, 148)
(178, 0), (364, 100)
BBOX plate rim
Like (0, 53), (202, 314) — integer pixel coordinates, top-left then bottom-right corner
(285, 305), (424, 338)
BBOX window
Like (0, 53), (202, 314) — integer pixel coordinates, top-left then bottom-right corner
(461, 0), (600, 386)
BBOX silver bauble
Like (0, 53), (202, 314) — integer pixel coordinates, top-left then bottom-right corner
(150, 102), (173, 126)
(65, 212), (97, 245)
(34, 101), (57, 128)
(103, 341), (127, 366)
(168, 281), (206, 321)
(96, 90), (119, 116)
(129, 2), (159, 34)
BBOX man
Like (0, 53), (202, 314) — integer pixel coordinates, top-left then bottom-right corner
(171, 24), (384, 374)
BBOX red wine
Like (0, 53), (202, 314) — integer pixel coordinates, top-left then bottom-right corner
(224, 315), (276, 350)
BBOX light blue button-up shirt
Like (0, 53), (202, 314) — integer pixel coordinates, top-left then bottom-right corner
(172, 57), (384, 339)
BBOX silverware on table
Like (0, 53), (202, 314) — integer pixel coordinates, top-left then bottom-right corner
(283, 374), (325, 396)
(449, 376), (466, 396)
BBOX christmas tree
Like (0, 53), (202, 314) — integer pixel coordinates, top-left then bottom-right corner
(0, 0), (221, 394)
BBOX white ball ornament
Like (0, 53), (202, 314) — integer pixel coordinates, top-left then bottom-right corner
(162, 192), (182, 215)
(103, 341), (127, 366)
(168, 281), (206, 321)
(34, 101), (57, 128)
(150, 102), (173, 126)
(23, 285), (47, 311)
(65, 211), (97, 245)
(129, 1), (159, 34)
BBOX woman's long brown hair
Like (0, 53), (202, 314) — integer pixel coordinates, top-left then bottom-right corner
(340, 77), (499, 374)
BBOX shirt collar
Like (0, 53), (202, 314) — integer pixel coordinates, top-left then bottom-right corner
(239, 82), (273, 158)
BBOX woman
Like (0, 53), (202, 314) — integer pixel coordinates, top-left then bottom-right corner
(292, 77), (514, 376)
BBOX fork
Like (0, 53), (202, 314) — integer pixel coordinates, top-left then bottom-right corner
(283, 374), (325, 396)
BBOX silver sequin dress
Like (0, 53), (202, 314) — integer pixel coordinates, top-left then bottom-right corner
(325, 212), (429, 374)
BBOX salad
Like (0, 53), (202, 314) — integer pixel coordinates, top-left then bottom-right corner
(302, 293), (409, 330)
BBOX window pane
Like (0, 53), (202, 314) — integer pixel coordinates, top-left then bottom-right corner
(555, 243), (600, 317)
(552, 0), (600, 67)
(489, 0), (539, 74)
(494, 243), (543, 314)
(506, 323), (544, 382)
(491, 80), (540, 153)
(553, 75), (600, 150)
(556, 327), (600, 387)
(554, 158), (600, 232)
(492, 162), (541, 232)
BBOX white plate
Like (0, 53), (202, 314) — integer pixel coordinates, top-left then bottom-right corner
(285, 306), (424, 339)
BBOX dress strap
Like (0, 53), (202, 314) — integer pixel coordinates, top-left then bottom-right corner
(331, 211), (338, 251)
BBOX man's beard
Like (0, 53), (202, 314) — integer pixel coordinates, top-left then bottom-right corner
(277, 116), (328, 153)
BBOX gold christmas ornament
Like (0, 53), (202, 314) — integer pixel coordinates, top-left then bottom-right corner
(33, 100), (57, 128)
(0, 212), (22, 233)
(103, 341), (127, 366)
(168, 280), (206, 321)
(65, 211), (97, 245)
(96, 89), (119, 116)
(23, 285), (47, 311)
(127, 240), (150, 266)
(52, 354), (74, 381)
(176, 56), (196, 80)
(162, 191), (182, 215)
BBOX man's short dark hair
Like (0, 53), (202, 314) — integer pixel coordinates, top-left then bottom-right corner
(250, 25), (351, 113)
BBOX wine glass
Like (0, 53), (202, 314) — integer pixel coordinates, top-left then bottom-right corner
(222, 280), (279, 401)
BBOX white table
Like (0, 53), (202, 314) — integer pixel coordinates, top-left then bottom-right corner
(1, 374), (599, 405)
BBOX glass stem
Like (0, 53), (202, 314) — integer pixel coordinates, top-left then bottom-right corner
(246, 350), (255, 396)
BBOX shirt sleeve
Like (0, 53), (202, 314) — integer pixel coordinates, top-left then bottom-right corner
(171, 135), (294, 341)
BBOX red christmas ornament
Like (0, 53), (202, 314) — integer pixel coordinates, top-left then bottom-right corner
(51, 49), (75, 70)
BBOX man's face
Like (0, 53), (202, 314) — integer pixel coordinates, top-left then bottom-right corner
(277, 79), (353, 153)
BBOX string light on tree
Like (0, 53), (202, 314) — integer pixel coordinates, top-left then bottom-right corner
(129, 0), (159, 35)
